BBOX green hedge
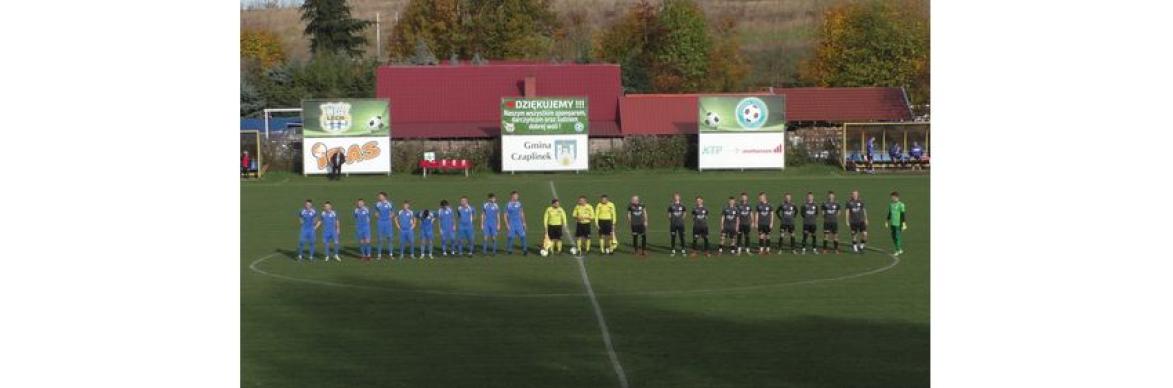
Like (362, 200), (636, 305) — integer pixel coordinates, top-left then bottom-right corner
(591, 135), (691, 170)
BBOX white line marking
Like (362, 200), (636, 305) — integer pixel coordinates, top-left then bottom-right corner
(549, 180), (630, 388)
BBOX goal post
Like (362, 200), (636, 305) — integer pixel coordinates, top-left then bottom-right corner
(841, 122), (930, 171)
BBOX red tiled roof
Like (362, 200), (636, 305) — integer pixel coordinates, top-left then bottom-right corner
(619, 88), (911, 135)
(377, 63), (622, 139)
(777, 87), (911, 122)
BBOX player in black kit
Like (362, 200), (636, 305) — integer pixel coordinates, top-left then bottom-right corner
(801, 192), (820, 255)
(775, 193), (798, 254)
(691, 196), (711, 257)
(754, 192), (774, 255)
(736, 192), (753, 255)
(821, 191), (843, 254)
(628, 195), (649, 256)
(667, 193), (688, 256)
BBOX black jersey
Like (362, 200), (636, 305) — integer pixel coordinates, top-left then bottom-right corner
(846, 199), (865, 223)
(692, 206), (710, 227)
(628, 203), (647, 225)
(736, 202), (753, 225)
(722, 205), (739, 228)
(776, 202), (798, 225)
(668, 203), (687, 226)
(755, 202), (772, 225)
(801, 202), (819, 225)
(821, 201), (841, 224)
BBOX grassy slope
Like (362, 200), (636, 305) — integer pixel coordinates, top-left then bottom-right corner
(242, 168), (928, 387)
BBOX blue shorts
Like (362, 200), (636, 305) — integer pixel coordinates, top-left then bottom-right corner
(458, 226), (474, 240)
(377, 222), (393, 237)
(483, 225), (499, 237)
(355, 228), (371, 240)
(420, 230), (434, 240)
(441, 229), (455, 240)
(322, 232), (338, 243)
(508, 225), (526, 238)
(399, 231), (414, 242)
(299, 229), (315, 242)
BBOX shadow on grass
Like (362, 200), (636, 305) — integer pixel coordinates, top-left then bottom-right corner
(243, 271), (927, 388)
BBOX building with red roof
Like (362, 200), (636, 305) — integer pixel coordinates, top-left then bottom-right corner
(376, 63), (623, 139)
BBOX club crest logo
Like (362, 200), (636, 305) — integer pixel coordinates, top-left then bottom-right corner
(318, 102), (353, 134)
(555, 140), (577, 166)
(735, 97), (769, 130)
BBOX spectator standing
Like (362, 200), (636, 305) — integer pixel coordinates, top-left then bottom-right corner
(241, 150), (251, 178)
(329, 149), (346, 180)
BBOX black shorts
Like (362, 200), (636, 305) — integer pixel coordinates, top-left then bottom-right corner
(693, 225), (709, 236)
(722, 226), (737, 238)
(823, 222), (839, 234)
(547, 225), (563, 240)
(757, 224), (771, 234)
(631, 224), (646, 235)
(598, 220), (614, 235)
(575, 223), (592, 238)
(780, 223), (795, 234)
(850, 222), (867, 232)
(803, 224), (817, 233)
(670, 223), (685, 235)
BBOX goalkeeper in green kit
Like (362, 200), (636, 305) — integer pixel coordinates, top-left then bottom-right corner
(887, 191), (908, 256)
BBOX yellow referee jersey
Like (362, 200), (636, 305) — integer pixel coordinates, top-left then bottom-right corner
(595, 202), (617, 221)
(544, 206), (567, 226)
(572, 204), (595, 224)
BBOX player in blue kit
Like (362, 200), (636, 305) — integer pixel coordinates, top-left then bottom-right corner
(437, 200), (456, 256)
(374, 192), (394, 260)
(482, 193), (501, 255)
(504, 191), (528, 255)
(354, 199), (373, 261)
(297, 199), (319, 261)
(320, 201), (341, 262)
(395, 201), (417, 258)
(456, 196), (476, 257)
(418, 208), (436, 259)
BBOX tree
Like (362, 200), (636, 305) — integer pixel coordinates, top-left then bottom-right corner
(387, 0), (559, 62)
(703, 15), (748, 92)
(801, 0), (929, 104)
(409, 40), (438, 65)
(300, 0), (372, 58)
(241, 28), (286, 69)
(647, 0), (710, 92)
(595, 0), (658, 92)
(387, 0), (464, 62)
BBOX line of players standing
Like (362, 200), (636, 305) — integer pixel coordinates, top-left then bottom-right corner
(663, 190), (872, 257)
(295, 189), (896, 261)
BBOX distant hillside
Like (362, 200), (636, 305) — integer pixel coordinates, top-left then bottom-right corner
(240, 0), (851, 87)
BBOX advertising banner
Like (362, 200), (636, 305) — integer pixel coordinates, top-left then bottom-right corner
(301, 99), (391, 138)
(501, 134), (589, 172)
(501, 97), (589, 171)
(302, 136), (391, 174)
(500, 97), (588, 135)
(697, 95), (786, 170)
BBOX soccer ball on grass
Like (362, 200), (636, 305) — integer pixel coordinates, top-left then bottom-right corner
(569, 246), (579, 255)
(540, 248), (549, 257)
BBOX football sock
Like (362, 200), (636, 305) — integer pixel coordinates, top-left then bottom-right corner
(599, 237), (606, 252)
(833, 240), (839, 250)
(309, 241), (316, 257)
(555, 241), (563, 253)
(823, 239), (829, 249)
(585, 239), (592, 253)
(790, 236), (796, 249)
(640, 235), (647, 250)
(298, 241), (305, 257)
(703, 236), (709, 251)
(635, 235), (640, 249)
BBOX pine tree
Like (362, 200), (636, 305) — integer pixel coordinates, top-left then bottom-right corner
(300, 0), (372, 58)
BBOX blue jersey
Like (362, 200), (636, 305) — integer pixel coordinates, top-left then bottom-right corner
(397, 209), (415, 230)
(419, 210), (435, 230)
(867, 138), (876, 154)
(483, 202), (500, 227)
(321, 210), (338, 231)
(457, 205), (476, 227)
(299, 208), (317, 230)
(506, 200), (524, 226)
(354, 206), (372, 229)
(375, 200), (394, 224)
(438, 207), (455, 230)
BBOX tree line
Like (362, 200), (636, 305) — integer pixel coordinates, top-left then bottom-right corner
(242, 0), (929, 117)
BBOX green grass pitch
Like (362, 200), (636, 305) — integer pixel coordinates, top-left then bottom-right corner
(242, 168), (929, 388)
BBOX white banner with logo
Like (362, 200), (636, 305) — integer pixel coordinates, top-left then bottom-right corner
(501, 134), (589, 172)
(303, 136), (391, 175)
(698, 132), (786, 170)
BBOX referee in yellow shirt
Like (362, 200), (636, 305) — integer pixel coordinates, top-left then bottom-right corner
(595, 194), (618, 255)
(572, 195), (595, 254)
(543, 198), (567, 254)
